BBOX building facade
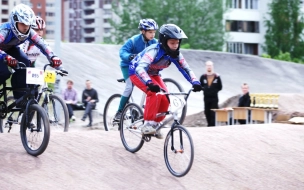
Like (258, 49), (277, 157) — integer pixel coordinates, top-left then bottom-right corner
(224, 0), (271, 55)
(64, 0), (113, 43)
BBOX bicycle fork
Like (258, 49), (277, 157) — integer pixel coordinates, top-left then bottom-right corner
(170, 122), (184, 154)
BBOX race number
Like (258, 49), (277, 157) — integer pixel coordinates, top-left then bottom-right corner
(44, 70), (56, 83)
(26, 68), (44, 84)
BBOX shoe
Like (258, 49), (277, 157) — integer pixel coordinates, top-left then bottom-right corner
(71, 115), (76, 121)
(86, 123), (92, 127)
(114, 111), (122, 121)
(81, 117), (85, 122)
(141, 123), (156, 135)
(155, 129), (164, 139)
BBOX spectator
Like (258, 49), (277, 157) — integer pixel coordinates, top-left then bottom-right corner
(81, 80), (99, 127)
(237, 83), (251, 124)
(62, 80), (78, 122)
(199, 61), (223, 127)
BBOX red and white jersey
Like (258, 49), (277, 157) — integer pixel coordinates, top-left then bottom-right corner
(19, 40), (42, 64)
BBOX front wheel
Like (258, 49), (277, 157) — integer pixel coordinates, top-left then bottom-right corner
(42, 94), (69, 132)
(120, 103), (144, 153)
(20, 104), (50, 156)
(0, 118), (3, 133)
(164, 125), (194, 177)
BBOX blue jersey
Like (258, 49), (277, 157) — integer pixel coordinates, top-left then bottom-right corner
(119, 34), (157, 67)
(0, 22), (54, 60)
(129, 43), (200, 85)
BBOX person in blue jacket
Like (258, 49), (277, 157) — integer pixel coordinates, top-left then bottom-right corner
(0, 4), (65, 99)
(114, 19), (158, 121)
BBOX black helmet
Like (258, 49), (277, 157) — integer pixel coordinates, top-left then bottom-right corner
(158, 24), (187, 57)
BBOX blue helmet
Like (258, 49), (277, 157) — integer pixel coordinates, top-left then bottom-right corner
(138, 19), (158, 31)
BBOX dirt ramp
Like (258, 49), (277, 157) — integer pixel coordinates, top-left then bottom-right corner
(0, 124), (304, 189)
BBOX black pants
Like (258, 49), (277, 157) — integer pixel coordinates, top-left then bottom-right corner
(204, 98), (219, 127)
(0, 47), (31, 99)
(82, 102), (96, 125)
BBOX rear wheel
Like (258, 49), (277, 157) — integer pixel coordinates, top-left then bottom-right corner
(0, 118), (3, 133)
(20, 104), (50, 156)
(163, 78), (187, 124)
(42, 94), (69, 132)
(103, 94), (124, 131)
(120, 103), (144, 153)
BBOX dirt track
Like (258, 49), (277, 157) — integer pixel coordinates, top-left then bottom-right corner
(1, 123), (304, 189)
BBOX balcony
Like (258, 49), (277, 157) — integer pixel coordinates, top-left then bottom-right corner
(83, 4), (97, 10)
(82, 13), (96, 19)
(83, 22), (96, 28)
(227, 32), (260, 44)
(83, 32), (96, 38)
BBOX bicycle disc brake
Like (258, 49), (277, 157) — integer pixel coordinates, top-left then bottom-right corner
(0, 101), (7, 119)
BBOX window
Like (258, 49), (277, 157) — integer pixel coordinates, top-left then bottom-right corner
(104, 28), (111, 33)
(245, 0), (258, 9)
(226, 20), (259, 33)
(46, 21), (54, 25)
(46, 12), (55, 17)
(227, 42), (243, 54)
(230, 0), (242, 8)
(104, 19), (108, 23)
(1, 9), (8, 14)
(46, 30), (54, 34)
(244, 43), (258, 55)
(2, 0), (8, 5)
(46, 3), (54, 7)
(227, 42), (258, 55)
(1, 18), (8, 23)
(37, 3), (41, 8)
(37, 12), (41, 16)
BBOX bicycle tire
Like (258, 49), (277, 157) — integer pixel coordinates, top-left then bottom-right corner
(120, 103), (144, 153)
(1, 96), (22, 133)
(20, 104), (50, 156)
(0, 118), (3, 133)
(163, 78), (187, 124)
(42, 94), (69, 132)
(103, 94), (123, 131)
(164, 125), (194, 177)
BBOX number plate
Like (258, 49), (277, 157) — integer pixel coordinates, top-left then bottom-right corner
(26, 68), (44, 85)
(44, 70), (56, 83)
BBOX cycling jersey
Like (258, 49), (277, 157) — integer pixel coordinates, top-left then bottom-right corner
(19, 40), (41, 67)
(119, 33), (157, 67)
(0, 22), (54, 60)
(129, 43), (199, 85)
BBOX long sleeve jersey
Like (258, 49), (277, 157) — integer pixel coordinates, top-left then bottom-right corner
(19, 40), (44, 67)
(129, 43), (199, 85)
(0, 22), (54, 61)
(119, 34), (157, 67)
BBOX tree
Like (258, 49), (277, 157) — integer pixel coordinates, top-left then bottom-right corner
(263, 0), (304, 61)
(110, 0), (229, 51)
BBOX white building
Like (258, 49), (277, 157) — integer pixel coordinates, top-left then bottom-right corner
(224, 0), (272, 55)
(0, 0), (25, 23)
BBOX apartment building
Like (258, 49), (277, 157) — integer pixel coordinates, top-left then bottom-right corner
(63, 0), (113, 43)
(224, 0), (271, 55)
(0, 0), (24, 23)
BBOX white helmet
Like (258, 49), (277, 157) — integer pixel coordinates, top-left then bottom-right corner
(10, 4), (36, 41)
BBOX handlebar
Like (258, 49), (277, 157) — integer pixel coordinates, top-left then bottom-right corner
(43, 64), (68, 77)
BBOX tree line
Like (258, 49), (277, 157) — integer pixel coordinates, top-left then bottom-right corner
(108, 0), (304, 63)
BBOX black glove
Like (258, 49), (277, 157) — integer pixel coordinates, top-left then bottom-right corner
(129, 54), (137, 60)
(192, 84), (203, 92)
(147, 83), (160, 93)
(60, 69), (68, 76)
